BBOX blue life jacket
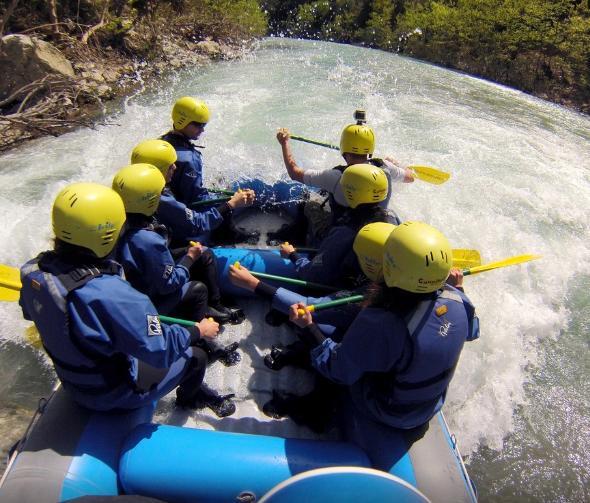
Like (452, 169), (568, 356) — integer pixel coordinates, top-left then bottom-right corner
(116, 220), (190, 299)
(20, 253), (134, 397)
(156, 188), (223, 244)
(161, 132), (208, 205)
(368, 285), (479, 428)
(19, 252), (192, 411)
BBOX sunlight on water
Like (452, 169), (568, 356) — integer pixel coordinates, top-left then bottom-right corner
(0, 38), (588, 500)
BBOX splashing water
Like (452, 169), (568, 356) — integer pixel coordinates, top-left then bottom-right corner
(0, 38), (588, 500)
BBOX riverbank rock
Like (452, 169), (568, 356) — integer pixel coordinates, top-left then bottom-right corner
(196, 39), (222, 58)
(0, 34), (74, 101)
(0, 32), (248, 152)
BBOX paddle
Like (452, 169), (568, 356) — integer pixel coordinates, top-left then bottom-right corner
(290, 134), (337, 150)
(409, 165), (450, 185)
(296, 294), (365, 315)
(296, 253), (541, 314)
(451, 249), (482, 269)
(282, 245), (481, 269)
(22, 314), (200, 350)
(0, 264), (21, 302)
(462, 254), (541, 276)
(159, 315), (198, 327)
(190, 196), (231, 208)
(233, 261), (339, 292)
(207, 188), (234, 196)
(289, 134), (450, 185)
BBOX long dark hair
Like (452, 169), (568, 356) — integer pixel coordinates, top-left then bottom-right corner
(125, 212), (153, 229)
(52, 239), (119, 267)
(339, 203), (390, 230)
(364, 283), (437, 318)
(53, 239), (98, 262)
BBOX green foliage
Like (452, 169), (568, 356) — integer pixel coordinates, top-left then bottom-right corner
(395, 0), (590, 107)
(258, 0), (589, 111)
(2, 0), (588, 111)
(170, 0), (267, 42)
(358, 0), (396, 49)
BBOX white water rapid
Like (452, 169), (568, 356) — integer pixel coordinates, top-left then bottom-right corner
(0, 38), (588, 501)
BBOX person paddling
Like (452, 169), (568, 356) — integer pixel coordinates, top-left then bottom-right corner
(271, 113), (414, 245)
(278, 164), (400, 288)
(160, 97), (259, 244)
(228, 222), (395, 372)
(270, 222), (480, 463)
(131, 139), (254, 248)
(130, 139), (247, 324)
(112, 163), (242, 375)
(18, 183), (235, 417)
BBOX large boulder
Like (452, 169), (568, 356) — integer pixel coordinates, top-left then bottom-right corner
(0, 34), (75, 101)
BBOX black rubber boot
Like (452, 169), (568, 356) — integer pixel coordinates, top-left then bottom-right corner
(263, 342), (310, 371)
(213, 223), (260, 246)
(262, 390), (293, 419)
(205, 304), (231, 324)
(208, 342), (242, 367)
(265, 223), (300, 246)
(207, 303), (246, 325)
(176, 386), (236, 418)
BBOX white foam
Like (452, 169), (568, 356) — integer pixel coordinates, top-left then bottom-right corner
(1, 38), (589, 458)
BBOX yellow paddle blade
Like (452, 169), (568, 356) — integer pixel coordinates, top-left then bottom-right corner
(0, 264), (21, 302)
(409, 165), (451, 185)
(451, 249), (482, 269)
(464, 254), (541, 276)
(25, 325), (43, 350)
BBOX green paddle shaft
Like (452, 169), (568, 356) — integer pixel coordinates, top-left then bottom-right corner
(190, 196), (231, 208)
(159, 315), (195, 327)
(290, 135), (339, 150)
(207, 188), (234, 196)
(250, 271), (339, 291)
(309, 294), (365, 312)
(290, 134), (450, 185)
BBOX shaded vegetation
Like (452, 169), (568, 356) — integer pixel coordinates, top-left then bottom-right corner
(1, 1), (588, 115)
(0, 0), (267, 54)
(0, 0), (267, 151)
(261, 0), (590, 113)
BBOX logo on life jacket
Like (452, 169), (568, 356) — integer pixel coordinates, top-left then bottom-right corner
(163, 265), (174, 279)
(439, 319), (452, 337)
(147, 315), (162, 337)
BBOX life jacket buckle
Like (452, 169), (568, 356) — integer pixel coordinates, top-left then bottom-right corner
(69, 267), (94, 282)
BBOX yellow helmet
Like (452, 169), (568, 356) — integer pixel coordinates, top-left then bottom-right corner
(131, 139), (177, 177)
(340, 124), (375, 155)
(52, 183), (126, 258)
(340, 164), (388, 208)
(383, 221), (452, 293)
(353, 222), (397, 282)
(112, 163), (165, 217)
(172, 96), (210, 129)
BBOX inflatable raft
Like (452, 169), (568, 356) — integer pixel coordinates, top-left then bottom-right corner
(0, 387), (475, 502)
(0, 247), (477, 503)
